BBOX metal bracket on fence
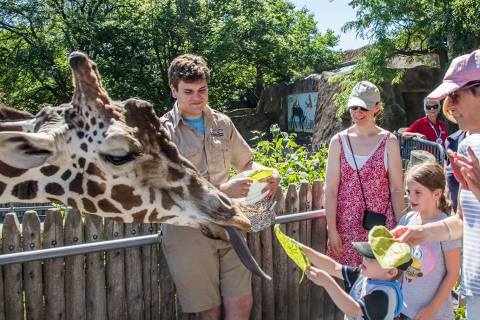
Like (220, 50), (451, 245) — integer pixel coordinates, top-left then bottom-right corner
(0, 209), (325, 266)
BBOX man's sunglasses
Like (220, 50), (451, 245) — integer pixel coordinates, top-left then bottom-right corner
(425, 104), (439, 110)
(349, 106), (369, 112)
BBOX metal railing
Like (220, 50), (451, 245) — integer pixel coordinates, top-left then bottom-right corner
(0, 209), (325, 266)
(395, 133), (445, 167)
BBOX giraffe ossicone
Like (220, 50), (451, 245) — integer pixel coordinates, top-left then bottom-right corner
(0, 51), (253, 235)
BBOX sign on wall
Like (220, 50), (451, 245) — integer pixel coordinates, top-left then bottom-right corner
(287, 92), (317, 133)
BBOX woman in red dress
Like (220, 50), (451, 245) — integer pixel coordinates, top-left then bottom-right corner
(325, 81), (405, 266)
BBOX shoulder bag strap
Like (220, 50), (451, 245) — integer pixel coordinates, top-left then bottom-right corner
(345, 130), (368, 211)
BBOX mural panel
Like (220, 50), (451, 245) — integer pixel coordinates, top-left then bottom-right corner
(287, 92), (317, 133)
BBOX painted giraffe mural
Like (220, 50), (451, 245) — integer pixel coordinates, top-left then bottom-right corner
(0, 52), (269, 279)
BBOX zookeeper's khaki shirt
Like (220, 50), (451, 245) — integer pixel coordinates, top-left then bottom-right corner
(160, 103), (253, 187)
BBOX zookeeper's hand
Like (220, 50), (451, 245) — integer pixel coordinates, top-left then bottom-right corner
(415, 304), (436, 320)
(327, 229), (343, 257)
(219, 178), (252, 198)
(261, 168), (280, 201)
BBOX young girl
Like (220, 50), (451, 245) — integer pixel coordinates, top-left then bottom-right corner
(399, 163), (461, 320)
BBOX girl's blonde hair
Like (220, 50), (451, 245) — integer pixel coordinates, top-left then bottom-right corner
(406, 162), (452, 213)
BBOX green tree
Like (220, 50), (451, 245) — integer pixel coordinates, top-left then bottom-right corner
(330, 0), (480, 115)
(0, 0), (340, 114)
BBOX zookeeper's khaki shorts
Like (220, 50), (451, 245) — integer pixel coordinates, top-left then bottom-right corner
(161, 224), (252, 313)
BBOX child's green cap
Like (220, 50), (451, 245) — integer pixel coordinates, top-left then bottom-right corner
(352, 226), (412, 271)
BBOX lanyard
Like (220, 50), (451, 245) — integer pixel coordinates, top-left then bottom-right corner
(428, 121), (442, 143)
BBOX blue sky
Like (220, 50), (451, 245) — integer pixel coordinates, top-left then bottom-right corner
(289, 0), (370, 50)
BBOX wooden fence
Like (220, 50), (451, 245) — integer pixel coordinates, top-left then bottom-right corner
(0, 181), (343, 320)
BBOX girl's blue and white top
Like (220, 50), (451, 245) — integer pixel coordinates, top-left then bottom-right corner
(459, 133), (480, 296)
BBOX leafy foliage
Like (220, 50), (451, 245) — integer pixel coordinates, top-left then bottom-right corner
(330, 0), (480, 116)
(251, 125), (328, 188)
(0, 0), (340, 114)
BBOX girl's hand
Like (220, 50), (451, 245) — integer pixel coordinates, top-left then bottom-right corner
(305, 266), (329, 287)
(328, 229), (343, 256)
(414, 304), (436, 320)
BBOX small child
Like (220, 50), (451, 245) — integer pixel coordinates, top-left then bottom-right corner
(399, 163), (461, 320)
(302, 226), (412, 320)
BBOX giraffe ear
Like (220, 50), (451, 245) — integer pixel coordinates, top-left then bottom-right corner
(0, 132), (56, 169)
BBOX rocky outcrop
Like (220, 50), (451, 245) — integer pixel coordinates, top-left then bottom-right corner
(230, 56), (443, 147)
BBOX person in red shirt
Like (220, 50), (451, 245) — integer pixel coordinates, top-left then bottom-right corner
(403, 97), (448, 145)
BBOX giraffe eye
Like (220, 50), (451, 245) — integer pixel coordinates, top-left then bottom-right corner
(101, 153), (138, 166)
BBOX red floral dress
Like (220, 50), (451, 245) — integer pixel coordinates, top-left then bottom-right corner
(326, 133), (396, 266)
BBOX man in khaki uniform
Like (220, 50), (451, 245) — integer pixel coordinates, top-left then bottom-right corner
(160, 54), (279, 319)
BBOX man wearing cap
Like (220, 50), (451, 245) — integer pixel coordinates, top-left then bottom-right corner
(394, 49), (480, 319)
(302, 226), (412, 320)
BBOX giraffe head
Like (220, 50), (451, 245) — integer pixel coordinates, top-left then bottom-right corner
(0, 52), (251, 237)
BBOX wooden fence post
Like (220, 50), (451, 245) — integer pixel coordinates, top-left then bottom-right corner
(105, 218), (126, 319)
(299, 181), (311, 320)
(285, 184), (300, 320)
(2, 213), (23, 320)
(247, 226), (262, 320)
(43, 209), (65, 320)
(85, 214), (107, 320)
(141, 223), (160, 320)
(64, 208), (85, 320)
(125, 223), (144, 320)
(273, 187), (287, 320)
(310, 181), (327, 320)
(22, 211), (43, 320)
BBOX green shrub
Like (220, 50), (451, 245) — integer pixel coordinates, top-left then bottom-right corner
(251, 125), (328, 188)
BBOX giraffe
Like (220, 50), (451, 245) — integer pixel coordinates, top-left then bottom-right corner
(0, 52), (270, 279)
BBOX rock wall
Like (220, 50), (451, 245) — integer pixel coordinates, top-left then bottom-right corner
(230, 63), (443, 147)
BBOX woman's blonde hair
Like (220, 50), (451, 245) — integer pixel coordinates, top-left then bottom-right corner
(442, 96), (456, 123)
(406, 162), (452, 213)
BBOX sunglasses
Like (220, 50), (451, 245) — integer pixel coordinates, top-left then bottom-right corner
(349, 106), (369, 112)
(425, 104), (439, 110)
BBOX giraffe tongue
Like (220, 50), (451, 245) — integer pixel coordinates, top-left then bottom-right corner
(224, 226), (271, 281)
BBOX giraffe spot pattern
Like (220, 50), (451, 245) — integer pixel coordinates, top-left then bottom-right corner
(149, 188), (155, 204)
(148, 209), (177, 223)
(0, 160), (28, 178)
(161, 189), (180, 210)
(91, 118), (96, 126)
(0, 181), (6, 197)
(86, 162), (106, 180)
(167, 167), (185, 181)
(170, 186), (184, 198)
(40, 165), (60, 177)
(80, 143), (88, 152)
(68, 197), (77, 209)
(188, 177), (204, 199)
(132, 209), (148, 223)
(45, 183), (65, 196)
(82, 198), (97, 213)
(77, 131), (84, 139)
(87, 180), (106, 197)
(69, 173), (84, 194)
(98, 199), (121, 213)
(111, 185), (142, 210)
(11, 180), (38, 200)
(78, 157), (86, 169)
(61, 170), (72, 180)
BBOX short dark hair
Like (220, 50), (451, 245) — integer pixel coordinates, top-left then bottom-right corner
(168, 54), (210, 89)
